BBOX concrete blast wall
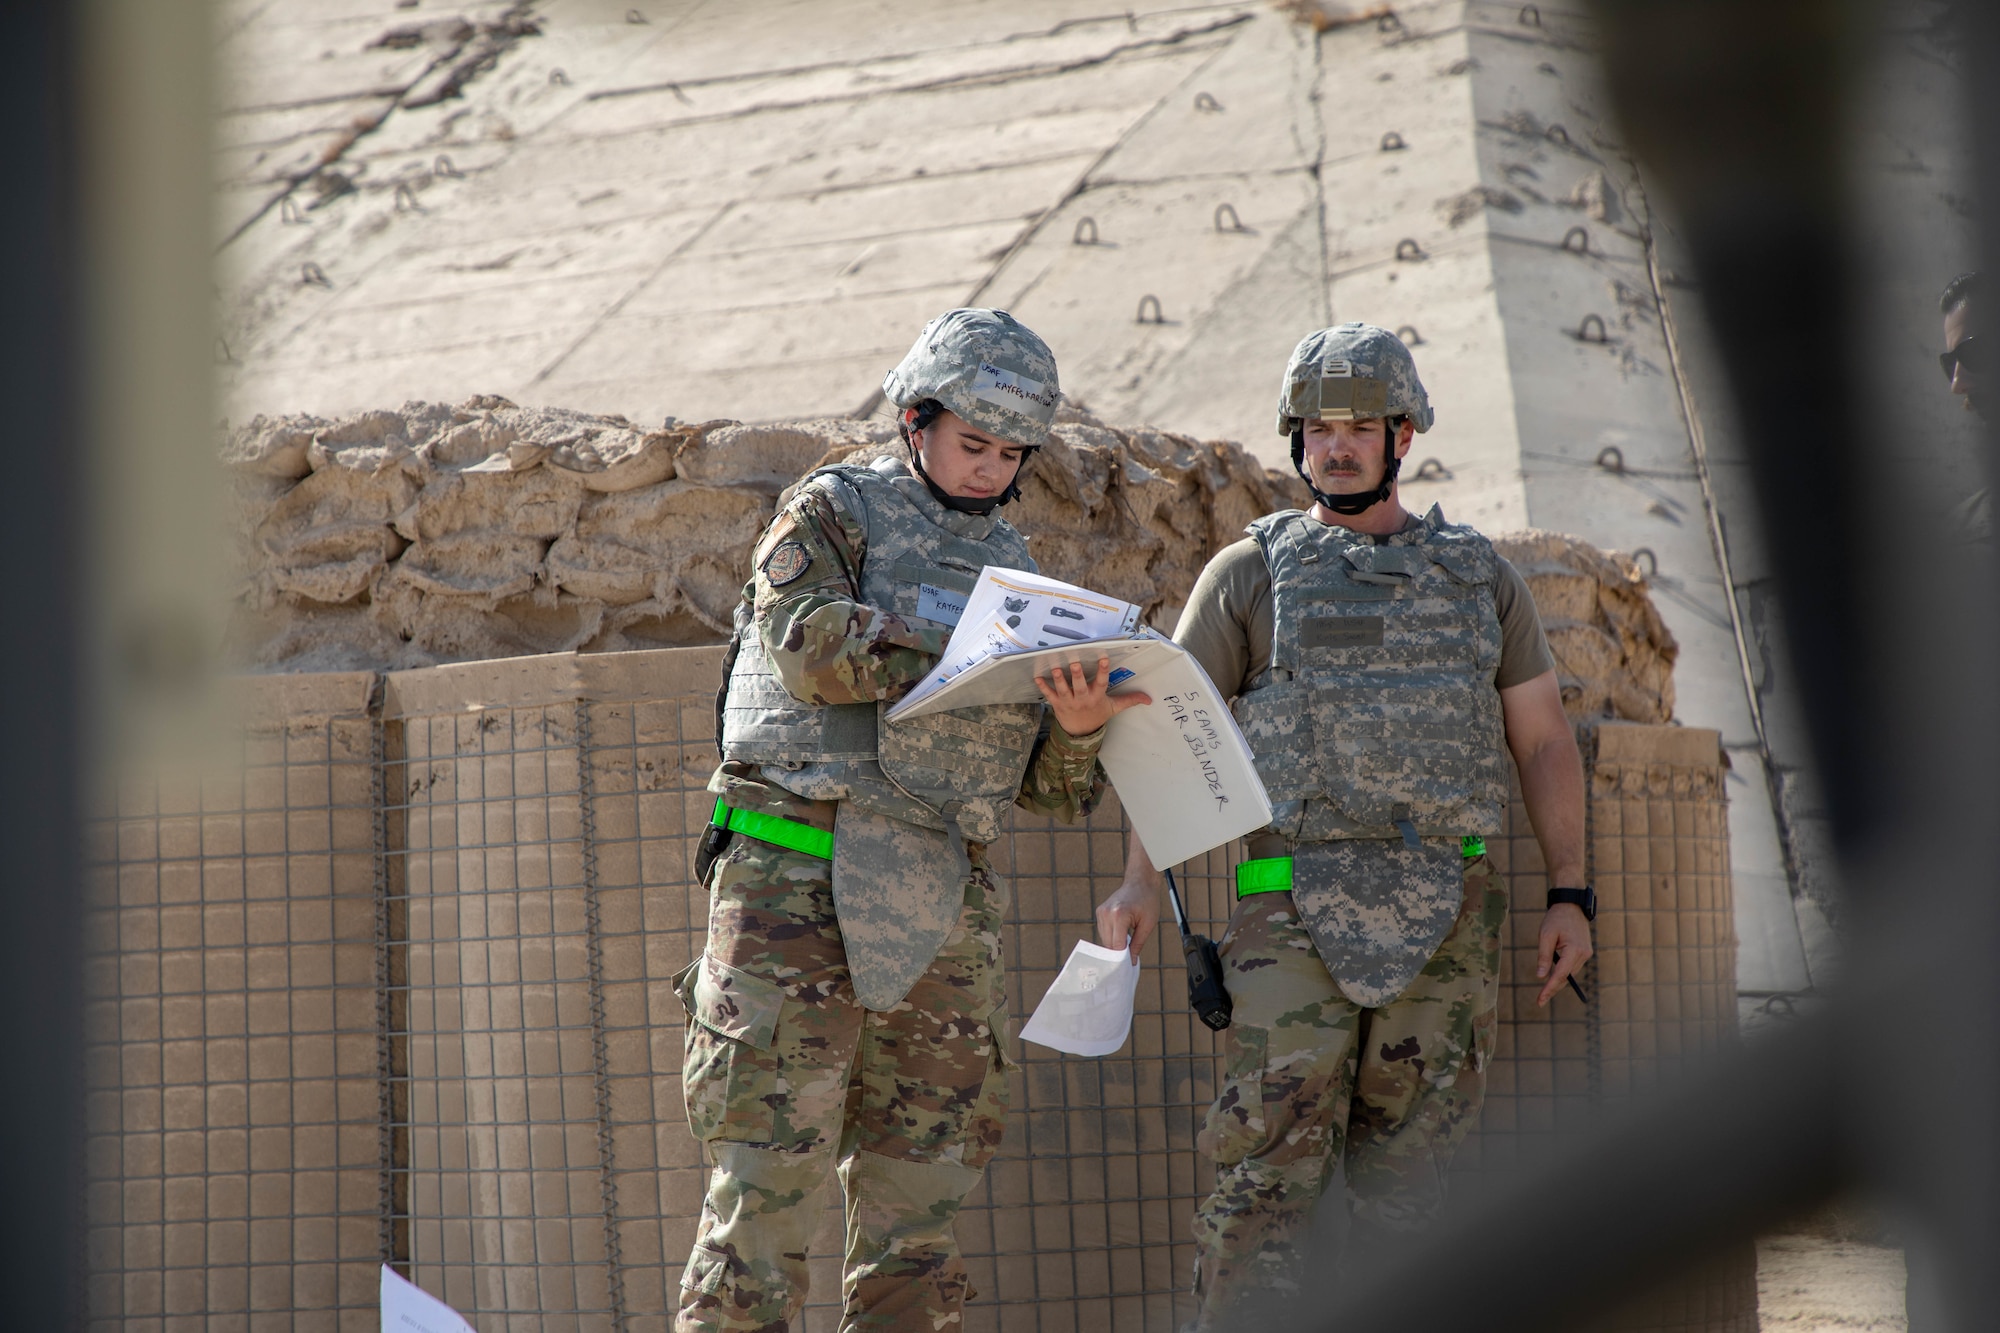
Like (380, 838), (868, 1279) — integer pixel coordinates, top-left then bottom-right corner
(86, 649), (1743, 1331)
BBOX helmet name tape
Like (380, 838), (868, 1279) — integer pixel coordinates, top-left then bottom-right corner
(971, 361), (1055, 415)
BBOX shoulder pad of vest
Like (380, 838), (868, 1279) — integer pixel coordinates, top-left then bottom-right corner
(1245, 508), (1308, 539)
(1416, 519), (1498, 584)
(1418, 503), (1485, 537)
(804, 460), (887, 487)
(790, 465), (874, 523)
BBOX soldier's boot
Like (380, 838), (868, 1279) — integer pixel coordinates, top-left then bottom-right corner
(838, 1148), (984, 1333)
(676, 1141), (840, 1333)
(1188, 1153), (1328, 1332)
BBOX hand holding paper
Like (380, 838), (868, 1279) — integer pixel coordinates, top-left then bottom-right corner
(889, 566), (1273, 870)
(1019, 940), (1142, 1057)
(895, 566), (1144, 715)
(1032, 654), (1152, 736)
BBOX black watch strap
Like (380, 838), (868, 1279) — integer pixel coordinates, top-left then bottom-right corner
(1547, 886), (1596, 921)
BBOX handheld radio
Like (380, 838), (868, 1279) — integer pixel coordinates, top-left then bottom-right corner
(1164, 868), (1232, 1031)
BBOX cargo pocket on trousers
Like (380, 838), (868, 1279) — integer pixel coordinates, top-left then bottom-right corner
(681, 1241), (731, 1296)
(958, 1005), (1017, 1172)
(677, 954), (786, 1144)
(1197, 1022), (1268, 1167)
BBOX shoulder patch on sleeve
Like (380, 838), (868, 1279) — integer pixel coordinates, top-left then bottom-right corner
(761, 540), (813, 587)
(753, 510), (802, 566)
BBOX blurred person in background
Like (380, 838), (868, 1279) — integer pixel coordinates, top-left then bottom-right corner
(1940, 272), (1991, 545)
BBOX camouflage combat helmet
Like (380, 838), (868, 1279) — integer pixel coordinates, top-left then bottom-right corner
(883, 308), (1061, 447)
(882, 308), (1061, 512)
(1278, 323), (1432, 515)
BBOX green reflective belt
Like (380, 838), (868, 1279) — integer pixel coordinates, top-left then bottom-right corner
(1235, 857), (1293, 897)
(1238, 837), (1486, 897)
(711, 799), (834, 861)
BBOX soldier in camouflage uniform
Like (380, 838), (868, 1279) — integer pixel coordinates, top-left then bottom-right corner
(678, 309), (1149, 1333)
(1094, 324), (1594, 1327)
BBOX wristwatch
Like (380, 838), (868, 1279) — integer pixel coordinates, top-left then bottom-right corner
(1547, 886), (1597, 921)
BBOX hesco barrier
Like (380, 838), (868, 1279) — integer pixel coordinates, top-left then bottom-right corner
(1466, 724), (1757, 1333)
(83, 648), (1751, 1332)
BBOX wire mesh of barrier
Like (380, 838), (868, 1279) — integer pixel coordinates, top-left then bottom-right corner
(952, 796), (1236, 1333)
(81, 652), (1752, 1331)
(82, 673), (387, 1332)
(1451, 723), (1756, 1333)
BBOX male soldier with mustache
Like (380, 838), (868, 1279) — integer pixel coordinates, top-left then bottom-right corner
(1095, 323), (1593, 1327)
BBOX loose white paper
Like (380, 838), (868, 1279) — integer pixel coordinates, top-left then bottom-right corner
(891, 567), (1141, 717)
(1020, 939), (1143, 1057)
(381, 1265), (479, 1333)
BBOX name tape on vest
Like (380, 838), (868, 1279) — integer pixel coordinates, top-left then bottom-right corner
(915, 583), (967, 627)
(1302, 614), (1386, 649)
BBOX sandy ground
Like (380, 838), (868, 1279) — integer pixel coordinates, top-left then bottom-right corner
(1759, 1235), (1908, 1332)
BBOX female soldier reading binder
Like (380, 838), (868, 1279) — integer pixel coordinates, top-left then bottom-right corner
(676, 309), (1148, 1333)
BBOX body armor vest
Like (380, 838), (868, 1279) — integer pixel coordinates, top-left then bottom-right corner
(1232, 506), (1509, 842)
(720, 455), (1044, 845)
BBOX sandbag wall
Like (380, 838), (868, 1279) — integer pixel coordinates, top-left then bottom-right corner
(221, 399), (1305, 675)
(83, 653), (1743, 1332)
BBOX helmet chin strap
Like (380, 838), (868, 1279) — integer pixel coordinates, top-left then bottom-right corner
(1291, 419), (1403, 516)
(904, 409), (1035, 514)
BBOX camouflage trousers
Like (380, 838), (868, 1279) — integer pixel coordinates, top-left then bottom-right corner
(674, 834), (1013, 1333)
(1189, 854), (1508, 1329)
